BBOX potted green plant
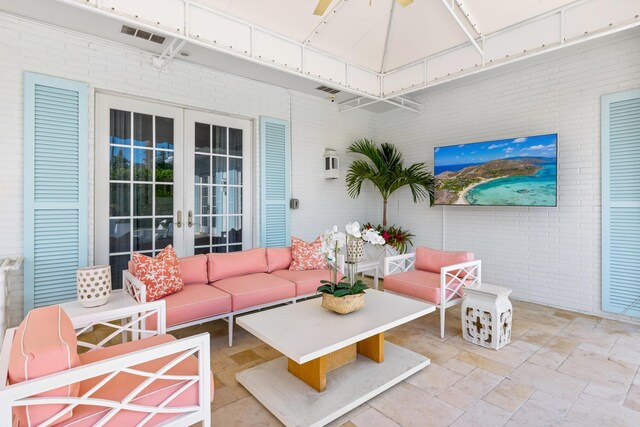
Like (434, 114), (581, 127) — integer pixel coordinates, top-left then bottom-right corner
(345, 139), (435, 253)
(317, 222), (385, 314)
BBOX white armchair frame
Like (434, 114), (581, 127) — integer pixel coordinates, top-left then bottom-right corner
(385, 253), (482, 338)
(0, 302), (211, 427)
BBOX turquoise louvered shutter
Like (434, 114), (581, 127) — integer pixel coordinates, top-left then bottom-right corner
(24, 73), (88, 314)
(602, 89), (640, 317)
(260, 117), (291, 247)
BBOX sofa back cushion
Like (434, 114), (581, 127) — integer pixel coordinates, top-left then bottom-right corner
(415, 246), (474, 274)
(8, 305), (81, 426)
(179, 254), (208, 285)
(266, 247), (292, 272)
(207, 248), (268, 282)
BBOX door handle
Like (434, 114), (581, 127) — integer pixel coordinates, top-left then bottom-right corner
(176, 210), (183, 228)
(188, 210), (193, 228)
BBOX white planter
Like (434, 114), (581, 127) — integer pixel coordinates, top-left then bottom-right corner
(77, 265), (112, 308)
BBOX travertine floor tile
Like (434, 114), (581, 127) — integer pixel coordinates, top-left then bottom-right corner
(582, 382), (627, 405)
(505, 391), (576, 427)
(508, 362), (586, 400)
(557, 348), (636, 391)
(369, 382), (463, 427)
(437, 368), (503, 410)
(406, 363), (463, 395)
(624, 384), (640, 412)
(403, 334), (461, 365)
(454, 351), (513, 377)
(212, 396), (282, 426)
(443, 357), (475, 376)
(349, 407), (400, 427)
(450, 400), (511, 427)
(527, 347), (569, 370)
(608, 336), (640, 366)
(483, 378), (535, 412)
(566, 394), (640, 427)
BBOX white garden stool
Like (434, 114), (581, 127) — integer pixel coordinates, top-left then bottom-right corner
(461, 283), (512, 350)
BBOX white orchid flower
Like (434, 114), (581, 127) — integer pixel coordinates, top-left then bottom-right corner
(345, 222), (362, 238)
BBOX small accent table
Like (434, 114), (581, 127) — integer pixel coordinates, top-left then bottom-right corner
(461, 283), (512, 351)
(346, 259), (380, 290)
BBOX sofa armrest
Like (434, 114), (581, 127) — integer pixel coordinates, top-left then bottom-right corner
(0, 332), (211, 427)
(440, 260), (482, 303)
(123, 269), (146, 303)
(384, 253), (416, 276)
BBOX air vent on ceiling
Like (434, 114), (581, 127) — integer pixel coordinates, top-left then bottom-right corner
(316, 85), (341, 95)
(121, 25), (166, 45)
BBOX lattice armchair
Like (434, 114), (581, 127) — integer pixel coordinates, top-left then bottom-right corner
(0, 302), (212, 426)
(384, 246), (481, 338)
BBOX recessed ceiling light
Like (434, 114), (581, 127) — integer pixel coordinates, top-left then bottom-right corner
(179, 50), (191, 57)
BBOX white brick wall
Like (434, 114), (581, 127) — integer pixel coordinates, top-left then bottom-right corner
(377, 29), (640, 320)
(0, 13), (378, 325)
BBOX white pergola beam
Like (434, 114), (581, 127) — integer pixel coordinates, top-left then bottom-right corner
(339, 95), (424, 114)
(152, 38), (187, 72)
(440, 0), (483, 57)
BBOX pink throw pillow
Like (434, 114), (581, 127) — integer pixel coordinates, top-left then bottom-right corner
(133, 244), (184, 302)
(289, 236), (327, 271)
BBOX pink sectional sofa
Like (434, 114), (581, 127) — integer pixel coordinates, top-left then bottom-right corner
(124, 247), (336, 346)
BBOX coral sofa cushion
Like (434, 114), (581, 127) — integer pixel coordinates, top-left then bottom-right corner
(145, 283), (232, 330)
(212, 273), (295, 311)
(289, 236), (327, 271)
(271, 269), (340, 297)
(415, 246), (474, 274)
(384, 270), (462, 305)
(8, 305), (81, 426)
(132, 245), (184, 302)
(207, 248), (268, 282)
(61, 334), (213, 426)
(178, 254), (208, 285)
(266, 247), (292, 272)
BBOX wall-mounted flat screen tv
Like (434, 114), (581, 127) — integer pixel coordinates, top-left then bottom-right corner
(434, 133), (557, 206)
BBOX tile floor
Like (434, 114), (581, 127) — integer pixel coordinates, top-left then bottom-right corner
(90, 281), (640, 426)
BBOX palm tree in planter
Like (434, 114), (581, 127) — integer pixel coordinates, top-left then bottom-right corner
(346, 139), (435, 253)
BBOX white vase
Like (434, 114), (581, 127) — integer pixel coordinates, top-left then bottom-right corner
(76, 265), (112, 308)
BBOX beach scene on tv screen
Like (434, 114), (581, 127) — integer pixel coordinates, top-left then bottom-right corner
(434, 134), (557, 206)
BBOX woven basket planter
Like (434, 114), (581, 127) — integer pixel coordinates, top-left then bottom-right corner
(321, 293), (365, 315)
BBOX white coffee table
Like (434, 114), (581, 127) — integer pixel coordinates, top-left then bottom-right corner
(236, 290), (435, 427)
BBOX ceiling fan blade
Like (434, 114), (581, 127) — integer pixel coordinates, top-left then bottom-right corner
(396, 0), (414, 6)
(313, 0), (333, 16)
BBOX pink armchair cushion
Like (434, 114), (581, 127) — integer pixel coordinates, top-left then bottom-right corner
(415, 246), (474, 274)
(384, 270), (462, 305)
(207, 248), (268, 282)
(271, 269), (341, 297)
(145, 283), (232, 330)
(212, 273), (295, 311)
(266, 247), (292, 272)
(63, 334), (213, 426)
(178, 254), (208, 285)
(8, 306), (81, 426)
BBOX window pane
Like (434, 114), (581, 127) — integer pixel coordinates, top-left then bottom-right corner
(110, 146), (130, 180)
(134, 184), (152, 216)
(229, 128), (242, 156)
(194, 216), (210, 246)
(195, 155), (210, 184)
(156, 116), (174, 150)
(213, 126), (227, 155)
(213, 156), (226, 184)
(109, 254), (130, 290)
(194, 185), (209, 215)
(155, 184), (173, 216)
(212, 186), (224, 214)
(133, 218), (153, 251)
(133, 113), (153, 147)
(110, 109), (130, 145)
(109, 183), (130, 217)
(211, 246), (227, 253)
(212, 216), (225, 245)
(134, 148), (153, 181)
(228, 187), (242, 214)
(109, 219), (130, 253)
(195, 247), (210, 255)
(195, 123), (210, 153)
(229, 158), (242, 185)
(155, 218), (173, 250)
(228, 216), (242, 244)
(228, 245), (242, 253)
(155, 151), (173, 182)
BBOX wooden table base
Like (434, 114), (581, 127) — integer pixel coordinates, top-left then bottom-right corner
(287, 332), (385, 392)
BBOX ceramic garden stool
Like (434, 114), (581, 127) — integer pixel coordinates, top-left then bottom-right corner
(461, 283), (512, 350)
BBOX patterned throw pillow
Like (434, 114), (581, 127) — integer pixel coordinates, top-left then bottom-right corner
(289, 236), (328, 271)
(132, 244), (184, 302)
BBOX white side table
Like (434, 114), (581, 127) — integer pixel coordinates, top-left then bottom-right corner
(58, 289), (166, 350)
(346, 259), (380, 290)
(0, 257), (22, 340)
(461, 283), (512, 350)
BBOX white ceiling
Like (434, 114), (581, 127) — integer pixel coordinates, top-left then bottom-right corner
(1, 0), (638, 111)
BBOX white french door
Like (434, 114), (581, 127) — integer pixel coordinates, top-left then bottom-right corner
(96, 95), (251, 288)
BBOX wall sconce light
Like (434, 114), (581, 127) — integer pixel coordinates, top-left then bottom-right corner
(324, 149), (339, 179)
